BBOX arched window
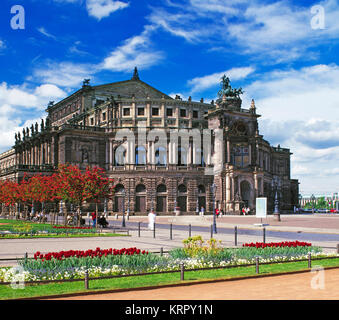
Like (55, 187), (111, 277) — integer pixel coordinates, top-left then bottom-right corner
(178, 184), (187, 193)
(157, 184), (167, 193)
(155, 147), (167, 166)
(136, 184), (146, 193)
(178, 147), (187, 166)
(135, 146), (146, 165)
(115, 184), (125, 194)
(114, 146), (126, 166)
(195, 148), (205, 166)
(198, 185), (206, 194)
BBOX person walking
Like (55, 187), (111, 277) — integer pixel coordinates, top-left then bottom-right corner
(200, 206), (205, 216)
(91, 211), (96, 228)
(148, 209), (156, 230)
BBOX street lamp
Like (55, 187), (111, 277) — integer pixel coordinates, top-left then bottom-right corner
(104, 198), (107, 217)
(196, 198), (199, 215)
(272, 178), (281, 221)
(211, 183), (217, 233)
(122, 190), (126, 227)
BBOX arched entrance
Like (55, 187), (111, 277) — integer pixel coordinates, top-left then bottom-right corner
(156, 184), (167, 213)
(240, 180), (251, 207)
(114, 184), (125, 212)
(198, 185), (206, 211)
(178, 184), (187, 212)
(135, 184), (146, 213)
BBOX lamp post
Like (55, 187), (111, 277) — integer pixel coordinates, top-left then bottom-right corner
(122, 190), (126, 227)
(211, 183), (217, 233)
(298, 194), (302, 212)
(272, 178), (281, 221)
(196, 198), (199, 215)
(104, 198), (107, 217)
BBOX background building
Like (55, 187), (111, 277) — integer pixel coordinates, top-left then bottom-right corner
(0, 69), (299, 214)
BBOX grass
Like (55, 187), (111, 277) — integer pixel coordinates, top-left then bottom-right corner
(1, 257), (339, 300)
(0, 219), (128, 239)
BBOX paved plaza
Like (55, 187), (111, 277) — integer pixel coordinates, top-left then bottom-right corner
(1, 214), (339, 266)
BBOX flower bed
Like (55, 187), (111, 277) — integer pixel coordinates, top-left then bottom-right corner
(0, 237), (325, 283)
(52, 226), (92, 230)
(242, 241), (312, 248)
(33, 247), (148, 261)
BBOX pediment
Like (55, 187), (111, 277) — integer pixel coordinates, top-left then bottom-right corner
(94, 80), (172, 100)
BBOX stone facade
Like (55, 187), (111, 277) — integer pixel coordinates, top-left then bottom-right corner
(0, 69), (299, 215)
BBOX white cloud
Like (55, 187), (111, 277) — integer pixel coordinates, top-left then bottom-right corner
(101, 28), (163, 72)
(34, 84), (66, 99)
(241, 63), (339, 194)
(187, 67), (255, 93)
(37, 27), (57, 40)
(0, 82), (67, 152)
(33, 61), (96, 88)
(86, 0), (129, 20)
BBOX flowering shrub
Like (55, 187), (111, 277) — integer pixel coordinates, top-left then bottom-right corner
(52, 226), (92, 230)
(33, 247), (148, 261)
(0, 237), (325, 283)
(242, 241), (312, 248)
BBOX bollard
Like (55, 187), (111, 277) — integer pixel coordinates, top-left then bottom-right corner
(170, 223), (173, 240)
(153, 223), (156, 239)
(210, 224), (213, 239)
(234, 226), (238, 246)
(256, 257), (259, 274)
(308, 253), (312, 268)
(138, 222), (141, 237)
(84, 270), (89, 289)
(160, 247), (163, 256)
(189, 224), (192, 238)
(263, 227), (266, 244)
(180, 263), (185, 281)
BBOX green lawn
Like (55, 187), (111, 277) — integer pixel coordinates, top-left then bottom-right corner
(0, 219), (128, 239)
(1, 257), (339, 300)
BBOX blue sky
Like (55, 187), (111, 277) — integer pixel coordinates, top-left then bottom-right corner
(0, 0), (339, 196)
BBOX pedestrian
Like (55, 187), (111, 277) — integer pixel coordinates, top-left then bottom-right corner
(242, 207), (246, 215)
(246, 207), (250, 215)
(220, 209), (224, 217)
(215, 208), (220, 218)
(91, 211), (96, 227)
(200, 206), (205, 216)
(148, 209), (156, 230)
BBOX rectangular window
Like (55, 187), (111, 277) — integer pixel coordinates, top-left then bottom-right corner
(193, 110), (198, 118)
(123, 108), (130, 116)
(166, 108), (173, 117)
(138, 108), (145, 116)
(102, 112), (106, 121)
(90, 118), (94, 125)
(152, 107), (159, 116)
(180, 109), (187, 117)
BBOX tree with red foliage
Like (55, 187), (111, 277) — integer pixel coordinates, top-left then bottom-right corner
(83, 166), (114, 228)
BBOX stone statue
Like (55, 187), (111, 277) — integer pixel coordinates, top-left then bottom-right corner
(83, 79), (90, 87)
(18, 132), (21, 141)
(22, 128), (26, 139)
(82, 148), (89, 163)
(40, 119), (44, 131)
(48, 101), (54, 108)
(218, 75), (243, 99)
(30, 124), (34, 136)
(15, 133), (18, 142)
(35, 122), (39, 133)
